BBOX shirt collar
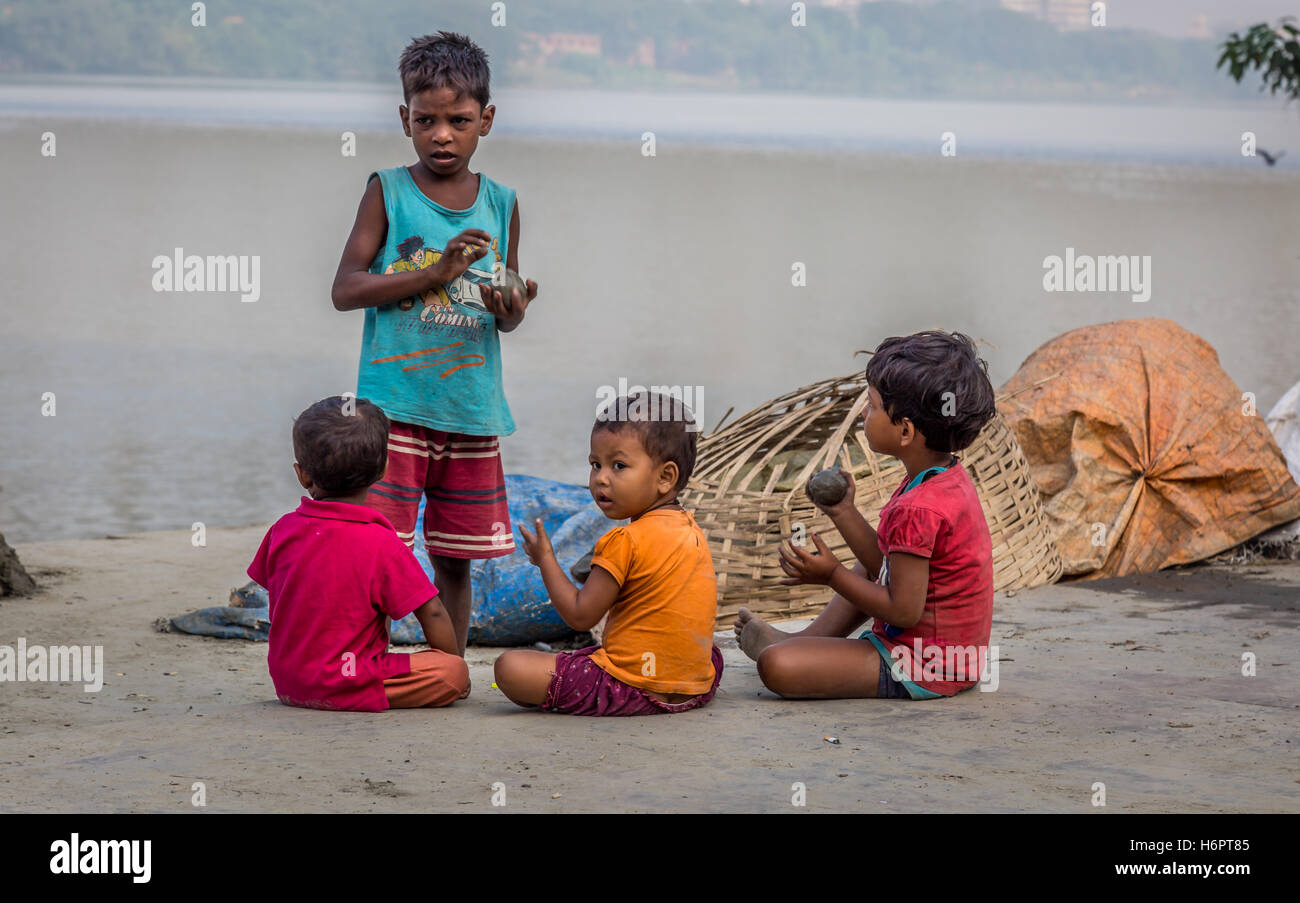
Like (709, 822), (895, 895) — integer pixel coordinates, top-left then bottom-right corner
(294, 496), (391, 526)
(631, 505), (691, 523)
(898, 458), (962, 495)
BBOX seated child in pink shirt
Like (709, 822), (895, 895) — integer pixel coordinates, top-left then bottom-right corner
(734, 331), (998, 700)
(247, 395), (469, 712)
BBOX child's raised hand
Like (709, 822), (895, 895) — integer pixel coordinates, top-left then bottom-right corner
(518, 517), (556, 567)
(431, 229), (493, 285)
(778, 532), (842, 585)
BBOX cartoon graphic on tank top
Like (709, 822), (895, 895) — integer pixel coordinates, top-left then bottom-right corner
(384, 233), (504, 315)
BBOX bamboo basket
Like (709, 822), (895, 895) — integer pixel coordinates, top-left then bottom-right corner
(680, 371), (1063, 625)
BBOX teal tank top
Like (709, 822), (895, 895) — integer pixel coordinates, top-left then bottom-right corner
(355, 166), (517, 436)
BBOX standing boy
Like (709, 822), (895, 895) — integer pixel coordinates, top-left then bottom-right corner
(332, 32), (538, 653)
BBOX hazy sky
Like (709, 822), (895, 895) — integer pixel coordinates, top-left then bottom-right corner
(1114, 0), (1299, 37)
(886, 0), (1299, 38)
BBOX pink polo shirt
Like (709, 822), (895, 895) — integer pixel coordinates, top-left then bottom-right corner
(247, 497), (436, 712)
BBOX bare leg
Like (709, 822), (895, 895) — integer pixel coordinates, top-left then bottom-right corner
(756, 636), (882, 698)
(798, 592), (870, 638)
(429, 554), (472, 656)
(734, 562), (872, 660)
(493, 649), (559, 708)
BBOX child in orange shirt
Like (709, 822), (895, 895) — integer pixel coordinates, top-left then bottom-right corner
(493, 391), (722, 715)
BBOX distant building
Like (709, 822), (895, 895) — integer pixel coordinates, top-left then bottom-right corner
(629, 37), (656, 68)
(520, 32), (602, 62)
(518, 31), (655, 70)
(1001, 0), (1093, 31)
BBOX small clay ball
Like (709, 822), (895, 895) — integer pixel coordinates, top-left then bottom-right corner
(570, 550), (594, 584)
(493, 268), (527, 302)
(807, 468), (849, 507)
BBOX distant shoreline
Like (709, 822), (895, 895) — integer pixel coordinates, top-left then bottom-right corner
(3, 77), (1297, 169)
(0, 71), (1281, 106)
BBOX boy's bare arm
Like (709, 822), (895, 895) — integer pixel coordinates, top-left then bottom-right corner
(809, 471), (883, 579)
(411, 596), (460, 656)
(535, 556), (619, 632)
(827, 507), (884, 581)
(779, 536), (927, 627)
(825, 551), (928, 627)
(519, 518), (616, 631)
(330, 178), (491, 312)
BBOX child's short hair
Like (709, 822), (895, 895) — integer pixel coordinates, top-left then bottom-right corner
(593, 391), (698, 493)
(865, 331), (997, 453)
(292, 396), (390, 495)
(398, 31), (491, 108)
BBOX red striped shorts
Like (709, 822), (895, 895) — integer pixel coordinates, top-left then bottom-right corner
(365, 420), (515, 559)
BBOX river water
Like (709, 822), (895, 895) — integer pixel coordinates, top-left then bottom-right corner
(1, 79), (1297, 541)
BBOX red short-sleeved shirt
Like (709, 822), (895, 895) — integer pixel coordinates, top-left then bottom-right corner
(247, 498), (436, 711)
(870, 461), (994, 696)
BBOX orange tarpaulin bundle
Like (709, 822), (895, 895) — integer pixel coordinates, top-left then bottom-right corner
(996, 318), (1300, 579)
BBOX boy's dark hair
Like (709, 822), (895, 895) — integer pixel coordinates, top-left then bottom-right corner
(292, 396), (390, 495)
(593, 391), (698, 493)
(864, 331), (997, 454)
(399, 31), (491, 109)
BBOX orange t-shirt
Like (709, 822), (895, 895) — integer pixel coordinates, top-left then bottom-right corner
(588, 507), (718, 695)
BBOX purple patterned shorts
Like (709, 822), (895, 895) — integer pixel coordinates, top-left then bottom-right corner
(542, 645), (724, 716)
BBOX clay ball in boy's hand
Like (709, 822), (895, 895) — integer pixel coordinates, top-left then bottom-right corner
(494, 268), (528, 300)
(807, 468), (849, 507)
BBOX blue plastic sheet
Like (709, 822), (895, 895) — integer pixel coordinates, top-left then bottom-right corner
(167, 475), (616, 646)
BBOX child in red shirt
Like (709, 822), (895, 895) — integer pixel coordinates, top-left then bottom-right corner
(734, 331), (998, 700)
(247, 396), (469, 712)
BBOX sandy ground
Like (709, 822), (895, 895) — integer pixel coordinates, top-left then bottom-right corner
(1, 524), (1297, 813)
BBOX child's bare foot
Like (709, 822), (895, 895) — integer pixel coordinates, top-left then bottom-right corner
(733, 607), (786, 661)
